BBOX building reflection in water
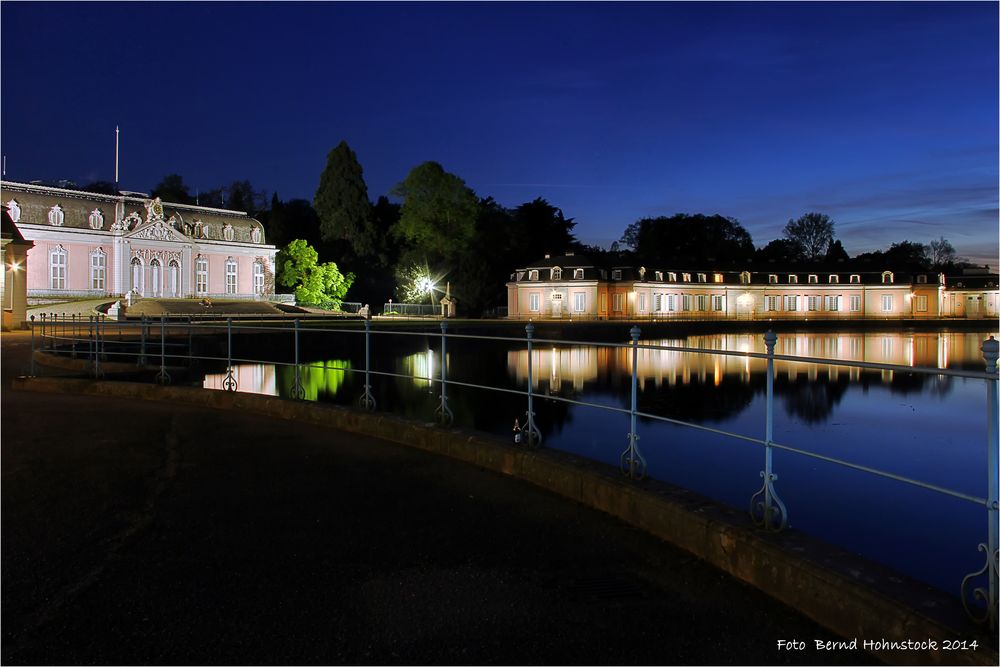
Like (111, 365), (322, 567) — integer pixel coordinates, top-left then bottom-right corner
(204, 359), (351, 400)
(507, 332), (995, 392)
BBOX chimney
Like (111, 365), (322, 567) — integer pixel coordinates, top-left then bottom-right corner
(544, 254), (550, 259)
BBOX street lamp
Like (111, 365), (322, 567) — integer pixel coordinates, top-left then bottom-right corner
(8, 260), (21, 311)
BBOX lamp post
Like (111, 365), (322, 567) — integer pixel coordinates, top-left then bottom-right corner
(8, 260), (21, 325)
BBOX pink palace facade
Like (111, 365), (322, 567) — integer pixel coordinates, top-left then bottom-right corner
(1, 181), (277, 301)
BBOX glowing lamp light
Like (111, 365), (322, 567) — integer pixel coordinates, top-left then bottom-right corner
(9, 261), (20, 271)
(417, 276), (435, 294)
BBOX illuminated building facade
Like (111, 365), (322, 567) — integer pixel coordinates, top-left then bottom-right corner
(1, 180), (276, 301)
(507, 253), (998, 321)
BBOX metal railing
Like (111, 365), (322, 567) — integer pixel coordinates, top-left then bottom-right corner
(24, 313), (1000, 627)
(381, 302), (440, 317)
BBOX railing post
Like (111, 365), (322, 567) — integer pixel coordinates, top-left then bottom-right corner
(222, 317), (236, 391)
(290, 318), (304, 400)
(435, 321), (453, 425)
(99, 315), (107, 360)
(963, 336), (999, 625)
(71, 314), (77, 359)
(358, 318), (376, 410)
(138, 315), (147, 366)
(90, 315), (102, 379)
(29, 315), (35, 376)
(524, 323), (541, 446)
(750, 330), (787, 530)
(40, 313), (46, 350)
(187, 316), (193, 367)
(621, 326), (647, 479)
(155, 315), (170, 385)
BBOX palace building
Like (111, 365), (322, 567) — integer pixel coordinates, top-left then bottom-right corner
(507, 252), (998, 321)
(1, 180), (277, 302)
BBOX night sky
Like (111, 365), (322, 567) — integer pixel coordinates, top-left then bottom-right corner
(2, 2), (997, 267)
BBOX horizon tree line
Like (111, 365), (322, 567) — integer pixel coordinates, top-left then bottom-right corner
(67, 152), (981, 312)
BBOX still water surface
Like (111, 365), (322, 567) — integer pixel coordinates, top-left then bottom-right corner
(205, 329), (997, 600)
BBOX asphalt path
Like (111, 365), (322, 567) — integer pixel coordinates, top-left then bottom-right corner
(1, 331), (869, 665)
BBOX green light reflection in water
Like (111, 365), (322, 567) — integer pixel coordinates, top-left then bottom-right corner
(276, 359), (353, 402)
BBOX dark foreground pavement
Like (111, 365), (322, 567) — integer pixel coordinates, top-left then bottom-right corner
(1, 332), (869, 665)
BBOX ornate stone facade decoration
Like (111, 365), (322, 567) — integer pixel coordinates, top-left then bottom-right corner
(124, 212), (143, 230)
(223, 222), (234, 242)
(6, 199), (20, 223)
(145, 197), (165, 223)
(48, 204), (65, 226)
(89, 208), (104, 230)
(131, 219), (182, 241)
(132, 248), (182, 264)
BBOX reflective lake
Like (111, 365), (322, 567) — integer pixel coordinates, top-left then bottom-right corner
(204, 329), (997, 600)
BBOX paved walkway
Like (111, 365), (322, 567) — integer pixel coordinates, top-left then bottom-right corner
(1, 332), (867, 665)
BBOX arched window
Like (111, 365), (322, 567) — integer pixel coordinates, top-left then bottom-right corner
(150, 259), (162, 297)
(551, 267), (562, 280)
(253, 260), (265, 295)
(223, 223), (235, 242)
(48, 205), (65, 226)
(131, 257), (144, 295)
(90, 249), (107, 291)
(89, 208), (104, 230)
(49, 246), (67, 289)
(882, 271), (894, 284)
(6, 199), (20, 223)
(225, 257), (238, 294)
(168, 260), (180, 297)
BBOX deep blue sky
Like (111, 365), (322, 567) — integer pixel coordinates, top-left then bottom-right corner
(2, 2), (997, 267)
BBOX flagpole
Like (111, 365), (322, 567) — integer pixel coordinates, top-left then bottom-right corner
(114, 125), (120, 193)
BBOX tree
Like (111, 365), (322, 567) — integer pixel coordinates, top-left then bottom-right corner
(928, 236), (957, 270)
(783, 213), (835, 261)
(824, 239), (850, 264)
(276, 239), (355, 309)
(314, 141), (377, 260)
(624, 214), (755, 267)
(390, 162), (478, 265)
(151, 174), (194, 204)
(755, 238), (801, 265)
(883, 241), (930, 271)
(510, 198), (578, 259)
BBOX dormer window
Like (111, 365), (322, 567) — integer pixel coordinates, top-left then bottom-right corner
(808, 274), (818, 284)
(768, 274), (778, 284)
(612, 269), (622, 280)
(528, 270), (539, 281)
(223, 223), (235, 242)
(882, 271), (894, 284)
(655, 271), (663, 282)
(740, 271), (750, 285)
(788, 275), (798, 284)
(697, 273), (706, 283)
(551, 267), (562, 280)
(516, 271), (525, 281)
(682, 273), (691, 282)
(89, 208), (104, 230)
(667, 272), (677, 282)
(850, 274), (860, 284)
(6, 200), (20, 223)
(829, 275), (839, 284)
(916, 274), (927, 284)
(573, 268), (584, 280)
(713, 273), (724, 283)
(48, 205), (65, 226)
